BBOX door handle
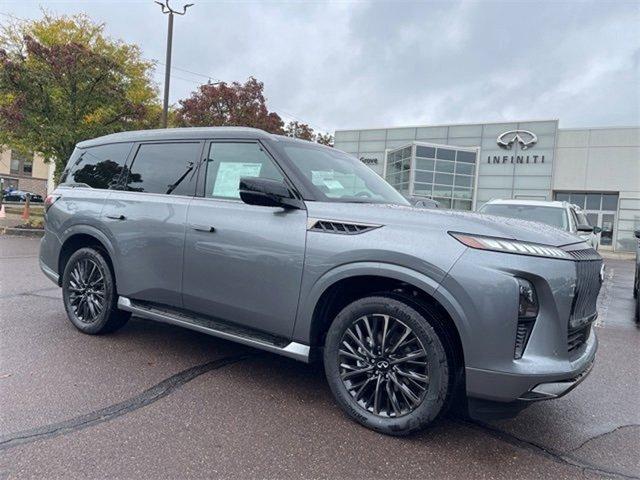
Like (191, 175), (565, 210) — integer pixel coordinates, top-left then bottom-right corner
(191, 224), (215, 233)
(106, 214), (126, 221)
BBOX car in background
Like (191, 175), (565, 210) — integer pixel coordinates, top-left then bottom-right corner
(2, 190), (44, 203)
(478, 199), (600, 249)
(634, 229), (640, 322)
(406, 196), (439, 209)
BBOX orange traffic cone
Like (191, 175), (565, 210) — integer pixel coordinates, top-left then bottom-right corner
(21, 197), (30, 220)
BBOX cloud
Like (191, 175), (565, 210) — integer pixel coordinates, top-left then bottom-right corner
(4, 0), (639, 132)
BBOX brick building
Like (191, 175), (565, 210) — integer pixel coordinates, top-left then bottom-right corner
(0, 148), (54, 197)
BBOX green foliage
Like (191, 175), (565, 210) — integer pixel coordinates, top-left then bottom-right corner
(0, 12), (159, 181)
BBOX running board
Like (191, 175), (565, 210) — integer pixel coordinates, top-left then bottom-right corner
(117, 297), (310, 363)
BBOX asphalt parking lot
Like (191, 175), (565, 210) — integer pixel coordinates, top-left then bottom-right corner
(1, 236), (638, 479)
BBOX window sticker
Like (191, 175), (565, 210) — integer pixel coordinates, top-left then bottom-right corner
(322, 179), (344, 190)
(213, 162), (262, 197)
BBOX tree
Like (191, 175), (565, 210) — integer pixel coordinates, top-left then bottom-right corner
(284, 120), (333, 147)
(315, 132), (334, 147)
(175, 77), (285, 134)
(0, 13), (158, 181)
(284, 120), (315, 141)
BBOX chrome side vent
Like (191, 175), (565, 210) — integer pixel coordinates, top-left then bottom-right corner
(308, 219), (381, 235)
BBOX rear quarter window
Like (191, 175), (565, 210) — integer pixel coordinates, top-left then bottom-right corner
(61, 143), (133, 189)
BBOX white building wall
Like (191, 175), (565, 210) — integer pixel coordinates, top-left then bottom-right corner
(335, 122), (640, 251)
(554, 127), (640, 251)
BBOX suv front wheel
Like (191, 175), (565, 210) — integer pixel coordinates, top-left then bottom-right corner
(62, 247), (130, 334)
(324, 296), (451, 436)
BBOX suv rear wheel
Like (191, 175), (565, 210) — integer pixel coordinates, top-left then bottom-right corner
(62, 247), (130, 334)
(324, 296), (451, 436)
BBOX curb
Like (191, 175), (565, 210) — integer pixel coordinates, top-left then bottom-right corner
(0, 227), (45, 238)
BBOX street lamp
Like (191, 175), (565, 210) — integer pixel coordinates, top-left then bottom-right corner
(155, 1), (194, 128)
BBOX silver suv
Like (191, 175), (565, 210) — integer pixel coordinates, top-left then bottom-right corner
(40, 127), (601, 435)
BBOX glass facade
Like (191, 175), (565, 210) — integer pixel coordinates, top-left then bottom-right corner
(554, 191), (620, 249)
(385, 142), (478, 210)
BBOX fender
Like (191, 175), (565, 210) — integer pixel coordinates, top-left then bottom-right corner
(59, 224), (120, 279)
(292, 261), (472, 351)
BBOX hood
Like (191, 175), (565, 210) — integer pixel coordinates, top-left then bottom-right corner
(305, 202), (584, 248)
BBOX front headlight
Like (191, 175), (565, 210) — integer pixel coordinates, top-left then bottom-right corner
(449, 232), (572, 259)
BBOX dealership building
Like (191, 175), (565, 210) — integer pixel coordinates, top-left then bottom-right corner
(334, 120), (639, 252)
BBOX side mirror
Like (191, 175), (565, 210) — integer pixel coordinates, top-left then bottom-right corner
(634, 229), (640, 239)
(577, 224), (594, 233)
(593, 226), (602, 234)
(239, 177), (301, 209)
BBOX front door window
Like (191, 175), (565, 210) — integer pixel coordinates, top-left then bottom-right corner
(205, 142), (284, 199)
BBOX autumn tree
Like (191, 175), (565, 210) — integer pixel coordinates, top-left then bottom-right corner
(0, 13), (158, 180)
(284, 120), (315, 141)
(175, 77), (285, 134)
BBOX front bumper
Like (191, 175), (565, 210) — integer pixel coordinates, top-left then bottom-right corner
(441, 246), (601, 404)
(464, 310), (598, 403)
(519, 359), (594, 401)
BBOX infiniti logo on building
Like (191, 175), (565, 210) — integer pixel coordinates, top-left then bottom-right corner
(497, 130), (538, 150)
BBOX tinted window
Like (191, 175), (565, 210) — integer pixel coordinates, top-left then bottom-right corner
(62, 143), (132, 189)
(569, 193), (586, 209)
(416, 146), (435, 158)
(602, 194), (618, 211)
(205, 142), (284, 199)
(415, 171), (434, 183)
(436, 148), (455, 160)
(125, 143), (201, 195)
(416, 158), (434, 171)
(435, 160), (455, 173)
(456, 151), (476, 163)
(455, 162), (474, 175)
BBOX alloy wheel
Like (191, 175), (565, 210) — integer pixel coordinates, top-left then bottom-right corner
(67, 258), (106, 323)
(338, 314), (429, 418)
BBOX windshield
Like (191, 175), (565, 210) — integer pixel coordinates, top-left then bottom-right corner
(281, 143), (409, 205)
(479, 204), (569, 230)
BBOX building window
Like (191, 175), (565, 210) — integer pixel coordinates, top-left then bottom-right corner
(386, 142), (477, 210)
(554, 191), (619, 248)
(8, 151), (33, 177)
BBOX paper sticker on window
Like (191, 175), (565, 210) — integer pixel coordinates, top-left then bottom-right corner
(213, 162), (262, 197)
(322, 179), (343, 190)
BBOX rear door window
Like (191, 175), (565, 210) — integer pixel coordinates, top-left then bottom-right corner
(124, 142), (202, 195)
(61, 143), (133, 189)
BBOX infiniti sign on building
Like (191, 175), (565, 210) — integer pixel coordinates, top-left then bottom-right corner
(334, 120), (640, 252)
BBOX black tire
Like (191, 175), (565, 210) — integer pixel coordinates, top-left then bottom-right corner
(324, 296), (452, 436)
(62, 247), (130, 334)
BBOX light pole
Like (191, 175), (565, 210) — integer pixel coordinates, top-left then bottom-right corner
(155, 1), (194, 128)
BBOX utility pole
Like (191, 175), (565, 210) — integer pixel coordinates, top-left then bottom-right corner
(155, 1), (194, 128)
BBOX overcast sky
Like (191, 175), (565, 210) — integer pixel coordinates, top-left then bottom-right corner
(3, 0), (639, 133)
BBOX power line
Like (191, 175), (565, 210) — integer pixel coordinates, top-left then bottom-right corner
(0, 11), (333, 133)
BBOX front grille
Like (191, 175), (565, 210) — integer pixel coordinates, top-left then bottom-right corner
(308, 220), (380, 235)
(567, 255), (602, 353)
